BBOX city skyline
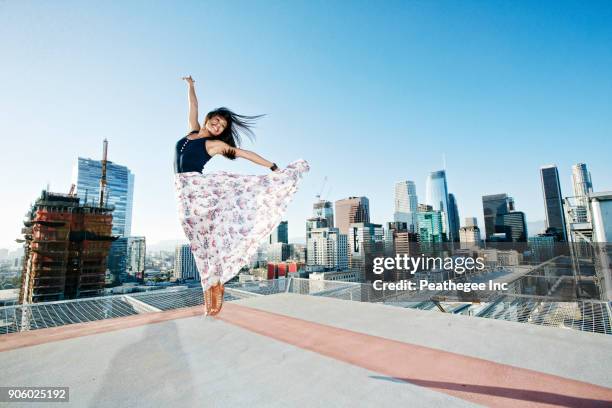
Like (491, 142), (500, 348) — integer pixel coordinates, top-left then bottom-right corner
(2, 1), (611, 249)
(0, 145), (605, 250)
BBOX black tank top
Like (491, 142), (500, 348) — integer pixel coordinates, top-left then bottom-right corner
(174, 131), (223, 173)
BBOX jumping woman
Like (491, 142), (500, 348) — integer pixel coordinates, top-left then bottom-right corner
(174, 75), (309, 316)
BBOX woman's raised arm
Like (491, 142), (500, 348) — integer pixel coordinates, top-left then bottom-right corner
(182, 75), (200, 132)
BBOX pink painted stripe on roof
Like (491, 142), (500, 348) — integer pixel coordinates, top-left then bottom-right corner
(2, 302), (611, 407)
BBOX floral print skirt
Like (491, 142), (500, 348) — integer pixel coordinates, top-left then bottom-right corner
(174, 159), (310, 292)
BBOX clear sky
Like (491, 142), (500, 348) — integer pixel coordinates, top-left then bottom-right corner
(1, 1), (611, 250)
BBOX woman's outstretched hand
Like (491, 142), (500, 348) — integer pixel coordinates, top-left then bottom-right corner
(182, 75), (195, 86)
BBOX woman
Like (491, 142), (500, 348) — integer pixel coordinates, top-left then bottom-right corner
(174, 75), (309, 316)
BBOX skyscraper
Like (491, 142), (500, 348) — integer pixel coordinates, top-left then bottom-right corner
(269, 220), (288, 244)
(386, 222), (419, 279)
(347, 222), (384, 282)
(175, 244), (198, 281)
(386, 222), (419, 255)
(416, 210), (444, 243)
(416, 208), (444, 255)
(459, 218), (481, 249)
(313, 199), (334, 228)
(572, 163), (593, 222)
(306, 227), (348, 270)
(540, 165), (567, 241)
(107, 237), (129, 284)
(72, 154), (135, 285)
(393, 181), (418, 232)
(482, 193), (528, 242)
(72, 157), (135, 237)
(572, 163), (593, 200)
(19, 190), (115, 303)
(448, 193), (460, 242)
(425, 170), (451, 240)
(335, 197), (370, 235)
(497, 212), (528, 242)
(482, 194), (513, 240)
(127, 236), (146, 281)
(306, 217), (328, 240)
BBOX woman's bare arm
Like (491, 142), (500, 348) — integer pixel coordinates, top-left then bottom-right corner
(208, 141), (280, 171)
(236, 148), (277, 170)
(182, 76), (200, 132)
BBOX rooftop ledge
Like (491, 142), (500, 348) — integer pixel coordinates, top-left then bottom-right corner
(1, 286), (612, 407)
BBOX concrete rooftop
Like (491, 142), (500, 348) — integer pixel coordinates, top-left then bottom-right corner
(1, 293), (612, 407)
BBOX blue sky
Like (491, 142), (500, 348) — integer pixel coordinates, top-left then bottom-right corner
(1, 1), (611, 249)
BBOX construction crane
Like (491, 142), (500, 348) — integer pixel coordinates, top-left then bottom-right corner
(315, 176), (328, 201)
(323, 184), (333, 201)
(99, 139), (108, 208)
(68, 183), (76, 197)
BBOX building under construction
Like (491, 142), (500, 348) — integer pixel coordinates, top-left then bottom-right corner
(18, 191), (116, 303)
(18, 139), (117, 304)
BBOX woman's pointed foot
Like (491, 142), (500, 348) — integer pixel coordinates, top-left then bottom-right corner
(204, 286), (215, 316)
(217, 283), (225, 314)
(208, 282), (225, 316)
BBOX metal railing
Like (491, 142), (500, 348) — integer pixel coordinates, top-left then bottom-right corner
(0, 284), (255, 335)
(2, 277), (611, 336)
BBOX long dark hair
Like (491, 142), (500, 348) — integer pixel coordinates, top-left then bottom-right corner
(205, 107), (265, 160)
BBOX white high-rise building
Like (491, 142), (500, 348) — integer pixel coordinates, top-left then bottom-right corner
(306, 227), (348, 270)
(572, 163), (593, 222)
(459, 217), (481, 249)
(394, 180), (418, 232)
(127, 237), (146, 280)
(572, 163), (593, 199)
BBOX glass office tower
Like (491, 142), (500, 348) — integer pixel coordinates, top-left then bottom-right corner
(72, 157), (135, 284)
(416, 210), (444, 243)
(72, 157), (135, 237)
(482, 193), (513, 240)
(497, 212), (528, 242)
(269, 220), (289, 244)
(313, 199), (334, 229)
(394, 180), (418, 232)
(540, 165), (567, 241)
(425, 170), (451, 240)
(448, 193), (460, 242)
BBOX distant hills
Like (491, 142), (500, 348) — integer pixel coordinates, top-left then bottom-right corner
(147, 239), (188, 253)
